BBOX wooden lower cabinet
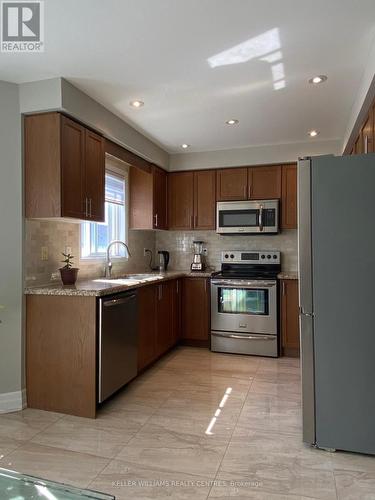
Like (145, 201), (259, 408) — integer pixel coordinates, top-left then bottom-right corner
(138, 279), (180, 371)
(137, 285), (157, 371)
(281, 279), (300, 356)
(26, 295), (97, 418)
(181, 278), (210, 345)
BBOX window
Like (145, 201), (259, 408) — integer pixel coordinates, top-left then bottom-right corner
(81, 168), (127, 259)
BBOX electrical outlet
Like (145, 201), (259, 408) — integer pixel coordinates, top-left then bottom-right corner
(41, 246), (49, 261)
(51, 272), (60, 281)
(143, 248), (149, 256)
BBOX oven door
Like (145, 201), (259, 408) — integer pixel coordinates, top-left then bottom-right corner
(216, 201), (278, 234)
(211, 279), (277, 335)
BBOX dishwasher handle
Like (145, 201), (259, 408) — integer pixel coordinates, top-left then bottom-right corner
(102, 293), (137, 307)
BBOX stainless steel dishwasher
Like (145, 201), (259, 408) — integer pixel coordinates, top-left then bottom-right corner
(98, 290), (138, 403)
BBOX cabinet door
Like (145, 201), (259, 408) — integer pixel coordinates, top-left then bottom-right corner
(61, 115), (85, 219)
(281, 163), (297, 229)
(153, 167), (168, 229)
(129, 166), (153, 229)
(181, 278), (210, 343)
(362, 109), (374, 154)
(355, 133), (363, 154)
(156, 281), (174, 356)
(168, 172), (194, 229)
(248, 165), (281, 199)
(194, 170), (216, 229)
(281, 280), (300, 356)
(216, 168), (248, 201)
(173, 279), (182, 343)
(138, 285), (157, 371)
(85, 129), (105, 222)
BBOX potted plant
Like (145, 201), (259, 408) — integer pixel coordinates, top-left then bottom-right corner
(59, 253), (79, 286)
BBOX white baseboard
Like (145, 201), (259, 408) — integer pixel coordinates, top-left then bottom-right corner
(0, 389), (26, 413)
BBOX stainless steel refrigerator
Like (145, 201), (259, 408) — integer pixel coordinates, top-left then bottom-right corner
(298, 154), (375, 455)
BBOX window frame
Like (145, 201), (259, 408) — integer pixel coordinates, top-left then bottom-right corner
(79, 156), (129, 262)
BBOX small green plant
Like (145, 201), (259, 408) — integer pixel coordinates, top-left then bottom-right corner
(61, 253), (75, 269)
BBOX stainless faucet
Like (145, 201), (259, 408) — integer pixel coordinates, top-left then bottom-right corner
(105, 240), (131, 278)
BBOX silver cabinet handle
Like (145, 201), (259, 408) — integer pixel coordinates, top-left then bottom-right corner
(176, 280), (179, 294)
(259, 204), (264, 231)
(154, 214), (158, 227)
(282, 281), (286, 296)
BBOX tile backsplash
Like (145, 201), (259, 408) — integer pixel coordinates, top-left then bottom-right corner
(25, 220), (156, 286)
(25, 221), (297, 286)
(156, 229), (298, 272)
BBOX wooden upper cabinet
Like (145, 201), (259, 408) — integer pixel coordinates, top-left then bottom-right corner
(60, 116), (85, 219)
(281, 163), (297, 229)
(168, 170), (216, 230)
(153, 166), (168, 229)
(248, 165), (281, 199)
(216, 168), (248, 201)
(129, 165), (168, 230)
(193, 170), (216, 230)
(281, 279), (300, 356)
(25, 112), (105, 222)
(362, 108), (374, 154)
(129, 166), (153, 229)
(84, 129), (105, 221)
(168, 171), (194, 230)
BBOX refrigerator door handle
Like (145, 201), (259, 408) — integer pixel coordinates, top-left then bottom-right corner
(299, 306), (314, 317)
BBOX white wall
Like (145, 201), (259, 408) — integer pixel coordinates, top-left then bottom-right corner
(169, 139), (341, 171)
(19, 78), (169, 169)
(0, 81), (24, 411)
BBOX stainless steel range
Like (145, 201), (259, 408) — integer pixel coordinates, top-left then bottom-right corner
(211, 250), (280, 357)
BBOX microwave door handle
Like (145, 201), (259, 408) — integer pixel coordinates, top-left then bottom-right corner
(259, 204), (264, 231)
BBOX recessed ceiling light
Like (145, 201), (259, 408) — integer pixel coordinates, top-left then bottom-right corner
(308, 75), (328, 84)
(226, 119), (239, 125)
(181, 143), (190, 149)
(308, 130), (319, 137)
(129, 100), (144, 108)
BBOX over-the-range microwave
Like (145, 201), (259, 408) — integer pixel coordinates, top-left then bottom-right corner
(216, 199), (279, 234)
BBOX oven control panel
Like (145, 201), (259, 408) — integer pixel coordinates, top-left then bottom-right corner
(221, 250), (280, 264)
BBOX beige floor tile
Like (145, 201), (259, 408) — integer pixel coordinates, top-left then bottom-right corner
(89, 459), (213, 500)
(209, 471), (331, 499)
(215, 466), (337, 499)
(0, 435), (26, 459)
(116, 419), (228, 477)
(30, 416), (136, 458)
(236, 394), (302, 435)
(249, 379), (301, 401)
(225, 429), (333, 471)
(0, 442), (109, 488)
(0, 408), (63, 441)
(334, 469), (375, 499)
(330, 450), (375, 474)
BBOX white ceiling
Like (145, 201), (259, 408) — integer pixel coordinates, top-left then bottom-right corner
(1, 0), (375, 153)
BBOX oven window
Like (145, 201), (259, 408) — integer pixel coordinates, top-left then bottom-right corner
(218, 287), (269, 315)
(219, 209), (258, 228)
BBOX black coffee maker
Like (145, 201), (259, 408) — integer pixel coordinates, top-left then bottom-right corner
(158, 250), (170, 271)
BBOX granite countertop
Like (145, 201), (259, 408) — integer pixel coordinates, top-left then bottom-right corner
(24, 270), (216, 297)
(277, 271), (298, 280)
